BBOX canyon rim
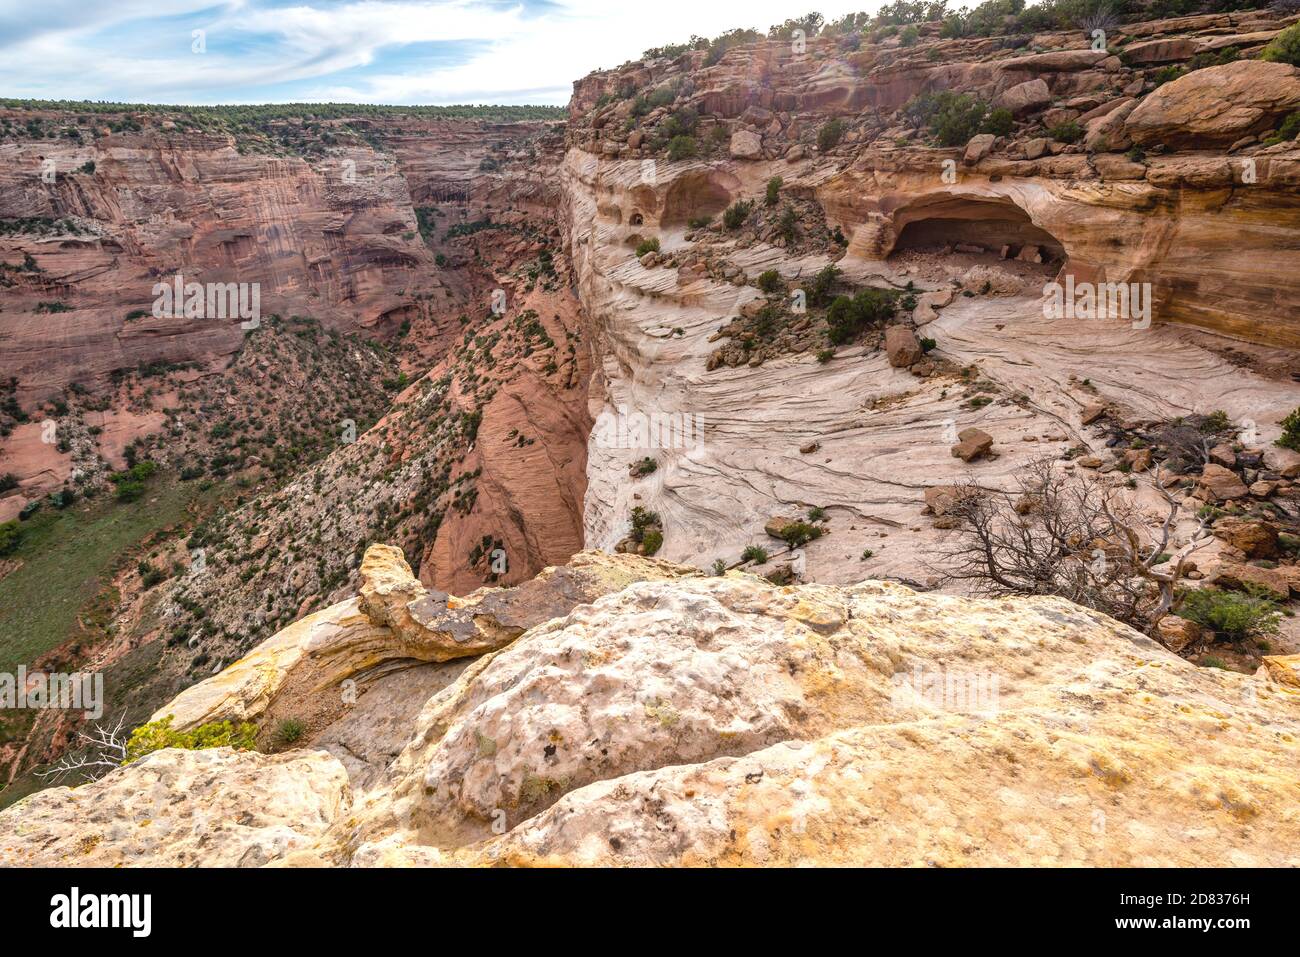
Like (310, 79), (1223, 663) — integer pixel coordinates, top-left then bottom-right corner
(0, 0), (1299, 893)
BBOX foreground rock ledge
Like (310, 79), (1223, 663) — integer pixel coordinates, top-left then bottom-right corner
(1, 546), (1298, 867)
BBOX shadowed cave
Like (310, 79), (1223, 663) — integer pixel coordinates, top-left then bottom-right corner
(888, 196), (1065, 262)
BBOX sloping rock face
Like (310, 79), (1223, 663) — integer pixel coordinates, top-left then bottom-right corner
(1125, 60), (1300, 147)
(1, 551), (1297, 866)
(145, 545), (698, 742)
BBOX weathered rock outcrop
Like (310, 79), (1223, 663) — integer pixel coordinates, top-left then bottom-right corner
(1125, 60), (1300, 147)
(146, 545), (697, 738)
(2, 549), (1297, 866)
(562, 13), (1300, 580)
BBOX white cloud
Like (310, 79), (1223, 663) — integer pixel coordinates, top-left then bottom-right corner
(0, 0), (875, 104)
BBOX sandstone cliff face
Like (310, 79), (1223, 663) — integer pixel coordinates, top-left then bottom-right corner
(1, 545), (1296, 866)
(560, 13), (1300, 580)
(569, 14), (1300, 347)
(0, 111), (559, 516)
(0, 114), (556, 400)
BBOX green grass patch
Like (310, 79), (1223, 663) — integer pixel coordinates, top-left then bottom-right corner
(0, 479), (213, 677)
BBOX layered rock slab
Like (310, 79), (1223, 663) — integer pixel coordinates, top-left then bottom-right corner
(3, 562), (1299, 866)
(0, 748), (348, 867)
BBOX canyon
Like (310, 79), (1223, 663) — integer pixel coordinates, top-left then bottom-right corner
(1, 6), (1299, 865)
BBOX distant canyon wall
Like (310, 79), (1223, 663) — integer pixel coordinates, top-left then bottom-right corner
(0, 115), (554, 405)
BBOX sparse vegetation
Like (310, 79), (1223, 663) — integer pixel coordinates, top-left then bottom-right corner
(0, 520), (20, 556)
(123, 715), (258, 765)
(765, 176), (783, 206)
(939, 458), (1211, 634)
(903, 91), (1004, 146)
(1262, 22), (1300, 67)
(1048, 120), (1084, 144)
(1180, 588), (1281, 643)
(1263, 112), (1300, 147)
(667, 134), (698, 161)
(817, 118), (846, 152)
(723, 199), (754, 230)
(778, 520), (825, 548)
(1277, 407), (1300, 451)
(630, 456), (658, 478)
(826, 288), (897, 344)
(273, 717), (306, 746)
(741, 544), (769, 564)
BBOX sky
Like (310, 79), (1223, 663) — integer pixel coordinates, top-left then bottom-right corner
(0, 0), (876, 106)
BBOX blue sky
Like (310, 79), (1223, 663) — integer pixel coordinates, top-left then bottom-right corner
(0, 0), (869, 105)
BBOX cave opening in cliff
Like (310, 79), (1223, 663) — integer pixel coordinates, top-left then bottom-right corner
(889, 196), (1064, 265)
(660, 170), (739, 227)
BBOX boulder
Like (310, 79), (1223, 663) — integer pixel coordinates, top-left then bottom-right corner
(1125, 61), (1300, 148)
(963, 133), (996, 165)
(1261, 654), (1300, 688)
(1208, 562), (1291, 601)
(1043, 107), (1080, 128)
(1279, 564), (1300, 598)
(1122, 37), (1197, 64)
(914, 288), (955, 322)
(764, 515), (800, 539)
(1084, 98), (1137, 152)
(1023, 137), (1050, 159)
(998, 49), (1109, 72)
(1209, 444), (1237, 468)
(1212, 517), (1280, 560)
(1197, 463), (1249, 502)
(1123, 448), (1153, 472)
(884, 325), (923, 367)
(1156, 615), (1202, 654)
(1081, 402), (1108, 425)
(729, 129), (763, 159)
(996, 78), (1051, 116)
(951, 428), (994, 462)
(923, 484), (979, 516)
